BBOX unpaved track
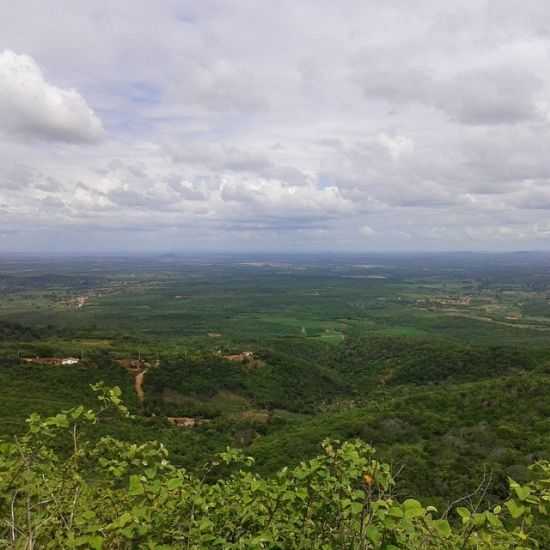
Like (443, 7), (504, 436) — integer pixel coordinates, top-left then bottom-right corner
(134, 369), (147, 402)
(442, 312), (550, 331)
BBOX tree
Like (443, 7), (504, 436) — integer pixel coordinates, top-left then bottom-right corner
(1, 385), (548, 549)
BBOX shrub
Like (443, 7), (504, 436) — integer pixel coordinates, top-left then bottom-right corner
(0, 385), (548, 549)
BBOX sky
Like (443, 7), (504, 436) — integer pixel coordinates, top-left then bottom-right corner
(2, 1), (550, 253)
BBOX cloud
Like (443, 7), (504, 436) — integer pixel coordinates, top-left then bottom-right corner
(377, 133), (414, 160)
(434, 65), (542, 125)
(2, 3), (550, 251)
(167, 178), (208, 201)
(360, 225), (375, 238)
(169, 143), (311, 186)
(219, 177), (353, 223)
(356, 58), (543, 126)
(0, 50), (104, 143)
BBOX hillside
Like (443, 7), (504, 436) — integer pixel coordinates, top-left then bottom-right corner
(2, 254), (550, 546)
(1, 388), (549, 548)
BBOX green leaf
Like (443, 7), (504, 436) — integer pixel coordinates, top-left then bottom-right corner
(75, 535), (103, 549)
(456, 507), (471, 523)
(48, 413), (69, 428)
(110, 512), (133, 529)
(514, 485), (531, 502)
(388, 506), (404, 518)
(71, 405), (85, 420)
(350, 501), (363, 515)
(366, 525), (382, 544)
(167, 477), (183, 490)
(128, 474), (145, 496)
(472, 512), (486, 526)
(403, 498), (422, 511)
(403, 498), (424, 519)
(485, 511), (503, 529)
(432, 519), (451, 538)
(366, 525), (381, 545)
(505, 499), (526, 519)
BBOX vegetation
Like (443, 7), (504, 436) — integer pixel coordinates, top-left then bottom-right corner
(2, 253), (550, 546)
(1, 387), (549, 549)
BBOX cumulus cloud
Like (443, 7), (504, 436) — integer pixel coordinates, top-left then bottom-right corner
(2, 2), (550, 251)
(0, 50), (104, 143)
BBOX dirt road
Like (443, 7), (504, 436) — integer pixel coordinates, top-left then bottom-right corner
(134, 369), (147, 402)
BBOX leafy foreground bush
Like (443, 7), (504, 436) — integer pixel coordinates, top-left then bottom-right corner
(1, 385), (549, 549)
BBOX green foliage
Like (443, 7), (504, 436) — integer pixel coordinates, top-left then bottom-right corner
(145, 352), (348, 417)
(0, 320), (40, 341)
(330, 336), (540, 387)
(248, 371), (550, 507)
(3, 254), (550, 547)
(0, 358), (138, 437)
(1, 388), (549, 549)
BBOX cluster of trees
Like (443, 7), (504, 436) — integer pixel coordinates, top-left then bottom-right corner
(0, 321), (44, 342)
(248, 370), (550, 505)
(144, 352), (348, 417)
(144, 333), (537, 420)
(327, 336), (541, 387)
(1, 386), (549, 548)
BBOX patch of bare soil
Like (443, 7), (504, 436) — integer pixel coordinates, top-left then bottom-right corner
(167, 416), (210, 428)
(22, 356), (80, 366)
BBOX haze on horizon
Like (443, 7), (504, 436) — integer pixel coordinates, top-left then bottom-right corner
(2, 1), (550, 254)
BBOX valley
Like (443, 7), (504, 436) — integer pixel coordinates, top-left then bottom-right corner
(1, 252), (550, 511)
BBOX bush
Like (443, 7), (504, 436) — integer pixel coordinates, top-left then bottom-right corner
(1, 386), (549, 549)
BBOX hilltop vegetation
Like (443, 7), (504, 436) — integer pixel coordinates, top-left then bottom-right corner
(1, 388), (549, 549)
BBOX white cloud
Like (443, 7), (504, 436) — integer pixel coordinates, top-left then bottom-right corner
(377, 133), (414, 160)
(0, 50), (104, 143)
(360, 225), (376, 238)
(2, 3), (550, 251)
